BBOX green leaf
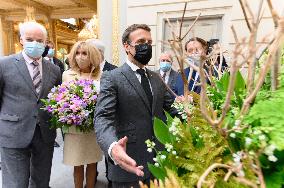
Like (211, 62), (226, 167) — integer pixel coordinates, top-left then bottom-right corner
(265, 171), (284, 188)
(165, 111), (174, 126)
(153, 117), (171, 144)
(234, 71), (246, 94)
(189, 126), (204, 148)
(148, 163), (167, 180)
(219, 72), (230, 92)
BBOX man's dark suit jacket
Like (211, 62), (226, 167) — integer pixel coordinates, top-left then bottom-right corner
(53, 57), (65, 74)
(102, 60), (117, 71)
(94, 63), (177, 183)
(156, 69), (178, 92)
(174, 67), (201, 96)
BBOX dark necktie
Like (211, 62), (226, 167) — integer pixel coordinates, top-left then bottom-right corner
(162, 72), (166, 82)
(31, 61), (42, 96)
(136, 69), (153, 105)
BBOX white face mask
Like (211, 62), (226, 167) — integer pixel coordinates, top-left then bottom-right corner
(76, 57), (90, 70)
(191, 53), (201, 61)
(188, 53), (202, 66)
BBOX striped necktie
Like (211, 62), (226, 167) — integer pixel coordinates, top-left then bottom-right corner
(32, 61), (42, 96)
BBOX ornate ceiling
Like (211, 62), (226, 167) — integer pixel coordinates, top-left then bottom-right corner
(0, 0), (98, 49)
(0, 0), (97, 20)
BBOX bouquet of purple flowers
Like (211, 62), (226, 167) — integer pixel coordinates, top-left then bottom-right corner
(42, 78), (98, 133)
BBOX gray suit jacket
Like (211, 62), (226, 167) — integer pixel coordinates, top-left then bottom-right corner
(94, 63), (177, 182)
(156, 69), (178, 92)
(0, 53), (62, 148)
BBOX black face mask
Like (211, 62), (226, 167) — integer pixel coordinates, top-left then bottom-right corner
(132, 43), (152, 65)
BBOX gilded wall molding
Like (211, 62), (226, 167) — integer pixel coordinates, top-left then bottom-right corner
(112, 0), (120, 66)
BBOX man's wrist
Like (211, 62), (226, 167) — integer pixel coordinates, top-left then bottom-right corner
(108, 141), (118, 165)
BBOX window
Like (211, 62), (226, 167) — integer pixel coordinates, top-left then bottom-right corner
(163, 16), (223, 52)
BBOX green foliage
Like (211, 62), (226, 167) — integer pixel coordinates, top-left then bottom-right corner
(207, 70), (246, 116)
(153, 117), (172, 144)
(148, 163), (167, 180)
(148, 50), (284, 188)
(244, 82), (284, 150)
(148, 96), (245, 187)
(261, 150), (284, 188)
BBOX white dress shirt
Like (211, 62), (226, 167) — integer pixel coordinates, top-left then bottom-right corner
(100, 59), (106, 72)
(159, 69), (171, 84)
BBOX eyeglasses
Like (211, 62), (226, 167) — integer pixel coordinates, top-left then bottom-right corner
(160, 59), (171, 63)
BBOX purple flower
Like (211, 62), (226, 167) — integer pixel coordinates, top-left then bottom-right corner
(55, 93), (64, 102)
(84, 86), (92, 93)
(90, 95), (98, 100)
(43, 78), (98, 132)
(46, 106), (53, 113)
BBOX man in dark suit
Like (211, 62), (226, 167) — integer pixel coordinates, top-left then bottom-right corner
(0, 21), (62, 188)
(174, 37), (208, 95)
(156, 52), (178, 92)
(86, 38), (117, 72)
(94, 24), (177, 187)
(42, 40), (65, 74)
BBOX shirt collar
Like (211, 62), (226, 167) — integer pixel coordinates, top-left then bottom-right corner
(100, 60), (106, 71)
(126, 58), (146, 72)
(160, 69), (171, 75)
(22, 51), (42, 65)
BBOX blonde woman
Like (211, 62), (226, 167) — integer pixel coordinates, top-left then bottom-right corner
(63, 41), (103, 188)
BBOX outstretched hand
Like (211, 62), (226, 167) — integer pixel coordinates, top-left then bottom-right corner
(111, 136), (144, 177)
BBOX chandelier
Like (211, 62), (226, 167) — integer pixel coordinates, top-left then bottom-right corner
(78, 15), (98, 40)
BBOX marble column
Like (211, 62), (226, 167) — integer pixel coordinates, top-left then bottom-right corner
(0, 16), (4, 56)
(98, 0), (127, 66)
(98, 0), (113, 64)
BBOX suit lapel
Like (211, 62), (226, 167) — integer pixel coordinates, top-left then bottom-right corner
(39, 60), (51, 99)
(168, 70), (174, 86)
(120, 63), (151, 112)
(14, 53), (38, 96)
(147, 69), (158, 114)
(189, 69), (197, 91)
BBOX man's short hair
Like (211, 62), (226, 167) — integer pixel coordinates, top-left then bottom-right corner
(184, 37), (208, 52)
(160, 52), (173, 62)
(122, 24), (151, 44)
(19, 21), (47, 39)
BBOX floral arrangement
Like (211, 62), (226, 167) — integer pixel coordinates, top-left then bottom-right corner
(142, 1), (284, 188)
(42, 79), (98, 133)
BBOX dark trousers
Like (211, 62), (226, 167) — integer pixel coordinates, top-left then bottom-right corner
(112, 178), (150, 188)
(0, 125), (54, 188)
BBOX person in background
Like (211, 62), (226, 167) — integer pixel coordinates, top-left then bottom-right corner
(207, 39), (228, 77)
(86, 38), (117, 187)
(156, 52), (178, 92)
(174, 37), (208, 95)
(86, 39), (117, 72)
(63, 41), (103, 188)
(0, 21), (62, 188)
(42, 40), (65, 148)
(42, 40), (65, 74)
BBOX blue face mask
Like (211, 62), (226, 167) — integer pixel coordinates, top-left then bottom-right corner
(47, 48), (55, 57)
(24, 41), (45, 59)
(160, 61), (172, 72)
